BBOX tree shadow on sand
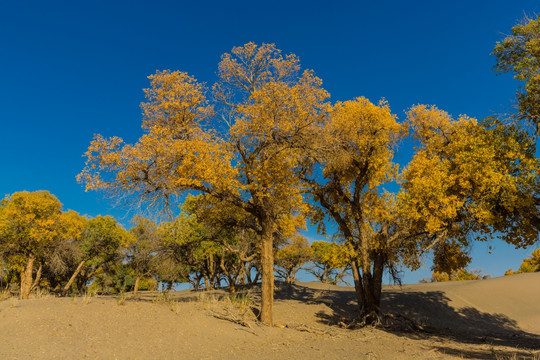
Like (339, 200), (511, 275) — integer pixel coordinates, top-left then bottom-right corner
(381, 290), (540, 358)
(275, 282), (540, 359)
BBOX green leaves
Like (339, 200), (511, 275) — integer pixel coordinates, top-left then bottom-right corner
(493, 15), (540, 135)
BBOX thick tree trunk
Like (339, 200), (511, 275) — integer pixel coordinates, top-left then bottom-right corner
(20, 255), (35, 299)
(351, 251), (386, 325)
(372, 251), (385, 306)
(133, 275), (141, 295)
(63, 259), (87, 292)
(259, 217), (274, 326)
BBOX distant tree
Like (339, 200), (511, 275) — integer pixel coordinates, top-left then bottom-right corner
(128, 216), (160, 295)
(63, 215), (133, 293)
(275, 235), (313, 284)
(505, 248), (540, 275)
(493, 14), (540, 135)
(157, 214), (208, 290)
(183, 194), (261, 292)
(42, 210), (87, 291)
(0, 191), (85, 299)
(309, 241), (351, 285)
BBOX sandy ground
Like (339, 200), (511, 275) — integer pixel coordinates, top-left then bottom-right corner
(0, 273), (539, 359)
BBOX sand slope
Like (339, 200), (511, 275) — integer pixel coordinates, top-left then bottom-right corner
(385, 272), (540, 335)
(0, 273), (539, 359)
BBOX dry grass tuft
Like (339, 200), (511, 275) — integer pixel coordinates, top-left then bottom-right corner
(116, 292), (127, 306)
(495, 352), (540, 360)
(198, 291), (257, 328)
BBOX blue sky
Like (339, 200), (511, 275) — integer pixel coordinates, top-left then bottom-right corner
(1, 0), (538, 283)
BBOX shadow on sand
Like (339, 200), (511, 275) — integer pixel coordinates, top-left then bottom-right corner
(274, 282), (540, 359)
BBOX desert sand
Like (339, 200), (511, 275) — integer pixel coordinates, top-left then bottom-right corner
(1, 273), (539, 359)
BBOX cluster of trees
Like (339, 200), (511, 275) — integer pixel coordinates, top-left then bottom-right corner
(78, 21), (540, 325)
(0, 191), (133, 299)
(2, 16), (537, 326)
(0, 191), (353, 299)
(505, 248), (540, 275)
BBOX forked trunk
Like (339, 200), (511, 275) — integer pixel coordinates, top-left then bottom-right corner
(259, 217), (275, 326)
(20, 255), (41, 300)
(351, 252), (386, 324)
(63, 259), (87, 292)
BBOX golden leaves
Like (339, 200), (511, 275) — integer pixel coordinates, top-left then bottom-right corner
(0, 191), (86, 257)
(400, 105), (539, 246)
(142, 70), (213, 133)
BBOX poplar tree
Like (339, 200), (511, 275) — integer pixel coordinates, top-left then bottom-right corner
(78, 43), (328, 325)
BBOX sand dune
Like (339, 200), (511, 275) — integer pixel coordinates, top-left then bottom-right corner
(0, 274), (538, 359)
(385, 272), (540, 335)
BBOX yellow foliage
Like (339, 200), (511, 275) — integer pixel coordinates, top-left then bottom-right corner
(431, 269), (479, 282)
(0, 191), (86, 279)
(505, 248), (540, 275)
(400, 106), (539, 247)
(78, 42), (328, 233)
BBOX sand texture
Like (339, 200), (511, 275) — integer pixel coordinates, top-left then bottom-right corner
(1, 273), (539, 359)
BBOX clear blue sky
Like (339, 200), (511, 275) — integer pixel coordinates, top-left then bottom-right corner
(1, 0), (538, 283)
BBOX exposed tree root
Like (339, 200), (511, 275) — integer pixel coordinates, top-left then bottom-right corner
(210, 311), (253, 328)
(286, 323), (335, 336)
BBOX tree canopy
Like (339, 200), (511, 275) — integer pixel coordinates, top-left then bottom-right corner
(493, 14), (540, 134)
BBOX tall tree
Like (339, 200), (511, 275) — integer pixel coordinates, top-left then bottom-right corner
(78, 43), (328, 325)
(493, 14), (540, 135)
(302, 97), (409, 322)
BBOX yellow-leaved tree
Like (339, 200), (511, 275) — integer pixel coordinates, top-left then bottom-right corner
(505, 248), (540, 275)
(400, 106), (539, 285)
(78, 43), (328, 325)
(400, 106), (539, 248)
(302, 97), (413, 323)
(0, 191), (85, 299)
(303, 99), (539, 324)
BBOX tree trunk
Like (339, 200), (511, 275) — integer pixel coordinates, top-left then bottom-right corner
(351, 259), (364, 309)
(20, 255), (35, 300)
(63, 259), (87, 292)
(259, 217), (275, 326)
(352, 251), (385, 325)
(372, 251), (385, 307)
(133, 275), (141, 295)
